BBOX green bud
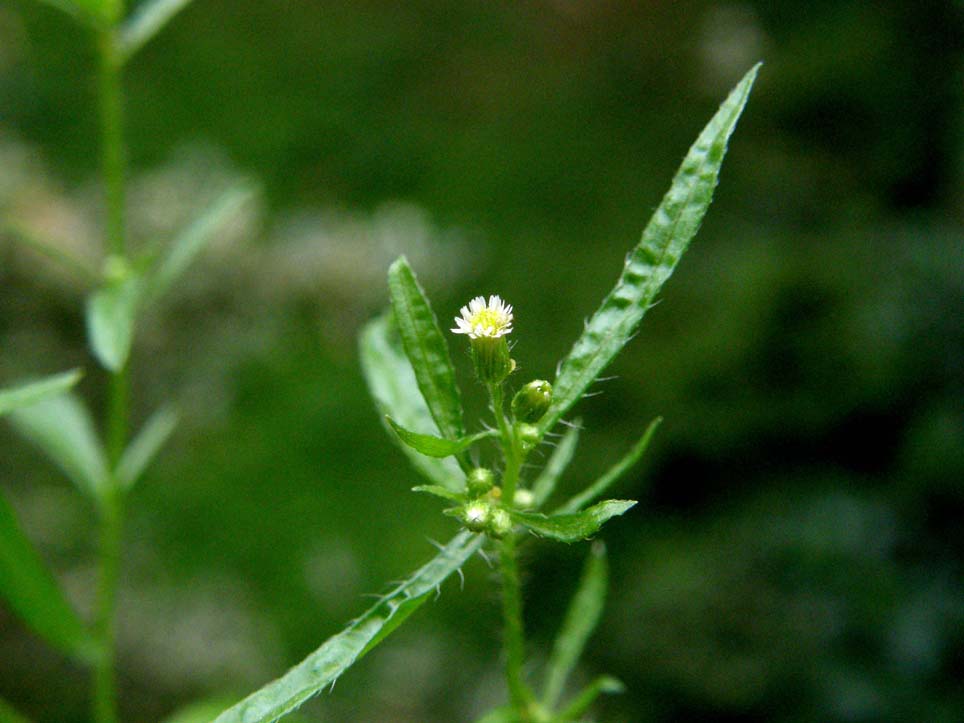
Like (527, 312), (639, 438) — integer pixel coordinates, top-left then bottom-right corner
(516, 422), (541, 452)
(460, 501), (491, 533)
(471, 336), (514, 384)
(102, 254), (133, 284)
(487, 507), (513, 539)
(511, 379), (552, 423)
(513, 489), (535, 509)
(466, 467), (495, 497)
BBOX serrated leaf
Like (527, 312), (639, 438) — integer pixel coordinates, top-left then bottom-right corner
(387, 257), (465, 447)
(411, 485), (466, 503)
(359, 314), (462, 489)
(0, 490), (98, 661)
(7, 394), (109, 501)
(558, 676), (625, 722)
(511, 500), (636, 543)
(118, 0), (197, 63)
(147, 184), (254, 302)
(212, 531), (483, 723)
(86, 275), (142, 372)
(0, 370), (82, 417)
(540, 65), (759, 435)
(557, 417), (661, 515)
(387, 418), (494, 458)
(115, 406), (178, 489)
(543, 542), (608, 709)
(531, 422), (580, 508)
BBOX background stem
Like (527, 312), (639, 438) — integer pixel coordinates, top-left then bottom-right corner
(94, 24), (128, 723)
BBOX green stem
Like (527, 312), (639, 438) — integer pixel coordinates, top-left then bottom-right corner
(98, 28), (125, 257)
(94, 23), (128, 723)
(489, 383), (531, 718)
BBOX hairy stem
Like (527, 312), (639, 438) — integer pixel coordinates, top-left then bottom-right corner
(489, 383), (531, 717)
(94, 24), (129, 723)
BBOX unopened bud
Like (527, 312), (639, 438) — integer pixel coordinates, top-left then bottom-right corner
(487, 508), (513, 539)
(511, 380), (552, 423)
(516, 423), (541, 452)
(466, 467), (495, 497)
(513, 489), (535, 509)
(460, 501), (491, 533)
(471, 337), (514, 384)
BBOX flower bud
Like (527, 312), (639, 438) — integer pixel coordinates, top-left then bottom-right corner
(466, 467), (495, 497)
(511, 380), (552, 423)
(516, 422), (541, 452)
(459, 501), (491, 533)
(471, 337), (514, 384)
(487, 508), (513, 539)
(513, 489), (535, 509)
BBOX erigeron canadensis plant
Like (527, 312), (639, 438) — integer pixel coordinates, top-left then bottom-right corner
(0, 0), (758, 720)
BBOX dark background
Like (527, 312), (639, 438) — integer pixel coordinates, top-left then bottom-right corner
(1, 1), (962, 721)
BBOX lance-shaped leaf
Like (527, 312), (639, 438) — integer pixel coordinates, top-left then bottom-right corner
(557, 676), (625, 722)
(115, 406), (178, 489)
(212, 531), (483, 723)
(7, 394), (109, 502)
(510, 500), (636, 544)
(387, 257), (465, 444)
(160, 697), (314, 723)
(0, 490), (98, 661)
(411, 485), (466, 503)
(118, 0), (197, 63)
(543, 542), (608, 709)
(531, 423), (581, 508)
(359, 314), (462, 489)
(147, 183), (254, 302)
(0, 370), (82, 417)
(557, 417), (661, 515)
(86, 274), (142, 372)
(387, 418), (494, 458)
(539, 65), (759, 436)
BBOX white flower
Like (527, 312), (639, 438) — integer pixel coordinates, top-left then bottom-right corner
(451, 295), (514, 339)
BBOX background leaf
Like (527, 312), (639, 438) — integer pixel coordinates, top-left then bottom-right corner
(0, 490), (97, 661)
(530, 423), (580, 508)
(147, 183), (254, 302)
(542, 542), (608, 709)
(118, 0), (197, 63)
(360, 314), (463, 489)
(115, 406), (178, 489)
(85, 275), (141, 372)
(411, 485), (466, 503)
(0, 696), (33, 723)
(387, 257), (465, 444)
(539, 64), (760, 436)
(558, 676), (625, 722)
(557, 417), (661, 515)
(7, 393), (109, 502)
(510, 500), (636, 543)
(211, 531), (483, 723)
(0, 371), (82, 417)
(388, 418), (493, 458)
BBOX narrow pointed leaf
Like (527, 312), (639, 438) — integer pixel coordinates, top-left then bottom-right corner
(558, 676), (625, 722)
(411, 485), (466, 503)
(115, 406), (178, 489)
(388, 418), (494, 458)
(511, 500), (636, 543)
(0, 370), (82, 417)
(543, 542), (608, 709)
(212, 531), (483, 723)
(160, 698), (315, 723)
(86, 275), (142, 372)
(531, 423), (580, 508)
(3, 224), (98, 282)
(387, 257), (465, 445)
(359, 314), (462, 489)
(557, 417), (661, 515)
(7, 394), (109, 501)
(119, 0), (197, 63)
(0, 490), (97, 661)
(540, 65), (759, 435)
(148, 184), (254, 302)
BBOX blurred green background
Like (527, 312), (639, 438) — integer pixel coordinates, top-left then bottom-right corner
(1, 1), (963, 721)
